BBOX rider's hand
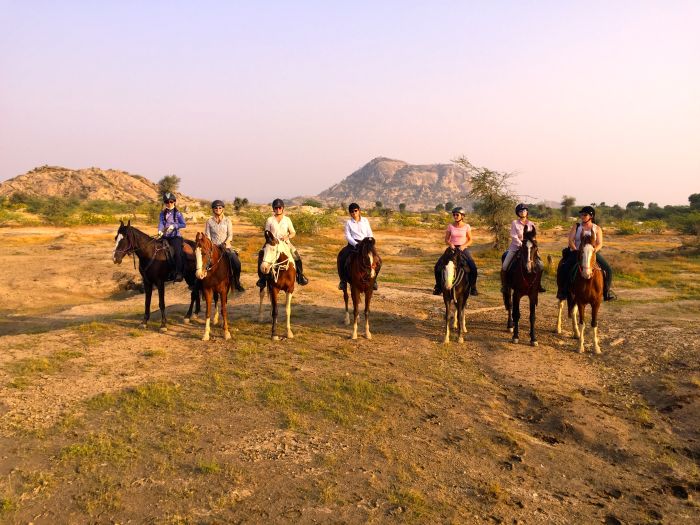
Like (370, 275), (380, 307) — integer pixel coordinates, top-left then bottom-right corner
(166, 225), (175, 233)
(449, 243), (455, 249)
(156, 231), (163, 239)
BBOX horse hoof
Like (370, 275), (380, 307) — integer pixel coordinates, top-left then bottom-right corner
(272, 335), (280, 341)
(366, 334), (372, 340)
(191, 314), (198, 321)
(578, 347), (585, 354)
(139, 323), (147, 329)
(443, 339), (450, 345)
(287, 333), (294, 339)
(531, 341), (538, 347)
(159, 327), (168, 333)
(343, 319), (350, 326)
(202, 335), (210, 342)
(512, 338), (519, 344)
(594, 348), (601, 355)
(351, 335), (358, 340)
(224, 331), (232, 340)
(458, 337), (464, 344)
(508, 327), (514, 333)
(183, 318), (190, 325)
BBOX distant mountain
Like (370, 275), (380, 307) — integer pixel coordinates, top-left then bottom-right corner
(309, 157), (473, 211)
(0, 166), (199, 206)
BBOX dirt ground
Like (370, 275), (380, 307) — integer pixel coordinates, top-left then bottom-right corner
(0, 220), (698, 524)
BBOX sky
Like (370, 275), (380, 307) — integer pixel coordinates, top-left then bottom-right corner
(1, 1), (698, 206)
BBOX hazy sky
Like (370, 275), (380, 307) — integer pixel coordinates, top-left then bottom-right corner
(1, 1), (698, 206)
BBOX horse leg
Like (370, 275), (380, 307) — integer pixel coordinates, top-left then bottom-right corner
(577, 303), (586, 353)
(351, 287), (360, 340)
(158, 283), (167, 333)
(556, 300), (565, 334)
(570, 303), (580, 339)
(202, 288), (213, 341)
(529, 294), (538, 347)
(142, 281), (153, 329)
(364, 290), (372, 340)
(270, 288), (279, 341)
(504, 287), (513, 333)
(221, 286), (231, 341)
(443, 299), (451, 344)
(285, 291), (294, 339)
(591, 301), (601, 354)
(212, 291), (220, 325)
(461, 296), (468, 334)
(343, 286), (350, 325)
(258, 286), (266, 322)
(457, 300), (465, 344)
(184, 285), (196, 324)
(512, 292), (520, 344)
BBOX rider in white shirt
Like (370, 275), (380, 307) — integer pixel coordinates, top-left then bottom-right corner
(337, 203), (377, 290)
(256, 198), (309, 287)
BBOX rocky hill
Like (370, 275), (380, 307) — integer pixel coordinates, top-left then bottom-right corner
(0, 165), (198, 205)
(312, 157), (473, 211)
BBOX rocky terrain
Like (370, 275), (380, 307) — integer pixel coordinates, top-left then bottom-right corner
(311, 157), (473, 211)
(0, 165), (199, 205)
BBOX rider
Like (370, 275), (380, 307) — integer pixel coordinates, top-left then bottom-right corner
(501, 203), (546, 293)
(433, 206), (479, 296)
(557, 205), (617, 301)
(256, 198), (309, 287)
(157, 191), (186, 282)
(337, 202), (378, 291)
(204, 199), (245, 292)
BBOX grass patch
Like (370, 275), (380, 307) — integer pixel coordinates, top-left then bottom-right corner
(85, 381), (186, 416)
(5, 349), (83, 387)
(61, 432), (135, 465)
(0, 496), (15, 513)
(195, 459), (222, 474)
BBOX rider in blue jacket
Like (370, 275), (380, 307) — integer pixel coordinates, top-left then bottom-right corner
(157, 192), (186, 281)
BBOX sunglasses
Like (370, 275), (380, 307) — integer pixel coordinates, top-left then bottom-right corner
(350, 209), (360, 213)
(213, 206), (223, 209)
(274, 206), (284, 210)
(580, 212), (591, 216)
(166, 200), (176, 204)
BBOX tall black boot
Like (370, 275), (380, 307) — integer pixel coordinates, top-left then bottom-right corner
(295, 258), (309, 285)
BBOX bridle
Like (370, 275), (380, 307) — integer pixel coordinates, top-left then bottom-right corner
(262, 240), (291, 282)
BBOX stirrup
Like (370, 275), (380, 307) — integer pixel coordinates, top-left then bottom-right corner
(256, 277), (266, 288)
(604, 290), (617, 301)
(470, 287), (479, 296)
(297, 274), (309, 286)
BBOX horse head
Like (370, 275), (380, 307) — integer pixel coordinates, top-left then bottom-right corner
(195, 232), (213, 279)
(357, 237), (380, 279)
(578, 233), (596, 279)
(261, 230), (282, 274)
(520, 226), (539, 274)
(113, 219), (133, 264)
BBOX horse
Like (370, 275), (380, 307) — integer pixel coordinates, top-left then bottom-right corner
(503, 226), (542, 346)
(342, 237), (382, 340)
(258, 229), (296, 340)
(195, 232), (232, 341)
(441, 247), (472, 344)
(112, 220), (201, 332)
(556, 232), (604, 353)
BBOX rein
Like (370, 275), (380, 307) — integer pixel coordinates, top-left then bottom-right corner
(263, 242), (292, 283)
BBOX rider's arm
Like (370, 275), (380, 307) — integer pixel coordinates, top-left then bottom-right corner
(345, 220), (357, 247)
(175, 211), (186, 231)
(594, 226), (604, 252)
(286, 218), (296, 241)
(510, 221), (522, 248)
(464, 226), (473, 248)
(157, 212), (165, 234)
(444, 226), (453, 247)
(568, 224), (578, 250)
(364, 217), (374, 239)
(224, 218), (233, 247)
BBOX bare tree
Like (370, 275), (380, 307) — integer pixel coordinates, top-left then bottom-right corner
(158, 175), (181, 196)
(453, 156), (516, 250)
(560, 195), (576, 218)
(233, 197), (249, 212)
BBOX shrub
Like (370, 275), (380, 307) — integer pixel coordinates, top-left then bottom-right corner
(289, 210), (338, 235)
(615, 220), (641, 235)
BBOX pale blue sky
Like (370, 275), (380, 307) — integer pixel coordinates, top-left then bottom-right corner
(1, 1), (698, 205)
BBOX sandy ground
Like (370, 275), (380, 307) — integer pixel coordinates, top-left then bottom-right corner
(0, 223), (698, 523)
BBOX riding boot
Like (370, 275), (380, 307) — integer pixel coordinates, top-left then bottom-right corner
(470, 278), (479, 296)
(603, 280), (617, 301)
(539, 284), (546, 293)
(295, 258), (309, 285)
(233, 272), (245, 292)
(256, 276), (266, 288)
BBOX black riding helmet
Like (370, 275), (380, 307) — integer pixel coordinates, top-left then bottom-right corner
(162, 192), (177, 203)
(211, 199), (225, 209)
(578, 205), (595, 217)
(349, 202), (360, 212)
(451, 206), (466, 216)
(272, 198), (285, 209)
(515, 203), (528, 215)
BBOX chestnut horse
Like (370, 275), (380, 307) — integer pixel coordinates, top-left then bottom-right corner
(195, 232), (232, 341)
(342, 237), (382, 340)
(441, 247), (472, 344)
(258, 230), (296, 340)
(112, 220), (200, 331)
(557, 232), (604, 353)
(503, 227), (542, 346)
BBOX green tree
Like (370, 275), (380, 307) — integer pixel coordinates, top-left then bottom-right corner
(689, 193), (700, 209)
(233, 197), (249, 212)
(648, 202), (660, 210)
(374, 201), (383, 209)
(560, 195), (576, 218)
(445, 201), (455, 212)
(435, 203), (445, 212)
(399, 203), (407, 213)
(157, 175), (181, 196)
(626, 201), (645, 210)
(454, 156), (516, 249)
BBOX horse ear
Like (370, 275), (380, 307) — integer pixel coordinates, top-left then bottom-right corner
(120, 219), (124, 226)
(127, 219), (131, 227)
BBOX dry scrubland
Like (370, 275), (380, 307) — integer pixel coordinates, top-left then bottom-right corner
(0, 216), (699, 524)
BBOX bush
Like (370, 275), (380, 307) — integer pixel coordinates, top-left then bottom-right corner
(241, 208), (268, 231)
(288, 210), (338, 235)
(615, 220), (641, 235)
(667, 212), (700, 235)
(302, 199), (323, 208)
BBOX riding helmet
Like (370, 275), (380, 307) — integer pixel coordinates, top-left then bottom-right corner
(162, 192), (177, 203)
(451, 206), (466, 216)
(515, 203), (528, 215)
(578, 205), (595, 217)
(272, 198), (285, 209)
(211, 199), (225, 209)
(348, 202), (360, 212)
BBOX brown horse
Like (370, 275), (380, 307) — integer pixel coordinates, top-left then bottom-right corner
(342, 237), (381, 340)
(503, 227), (543, 346)
(441, 247), (472, 344)
(557, 232), (604, 353)
(195, 232), (232, 341)
(258, 230), (296, 340)
(112, 220), (200, 332)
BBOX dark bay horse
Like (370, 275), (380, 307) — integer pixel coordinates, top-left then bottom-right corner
(556, 232), (604, 353)
(503, 227), (542, 346)
(112, 220), (200, 332)
(258, 230), (296, 340)
(441, 247), (472, 344)
(342, 237), (381, 340)
(195, 232), (232, 341)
